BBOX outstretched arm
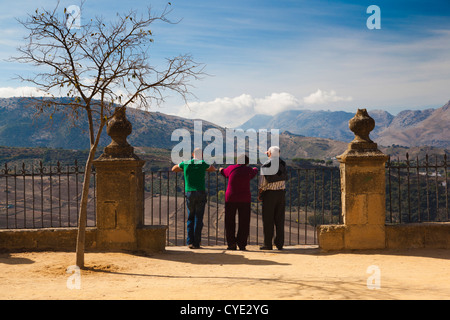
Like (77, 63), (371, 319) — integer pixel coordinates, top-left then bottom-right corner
(172, 164), (183, 172)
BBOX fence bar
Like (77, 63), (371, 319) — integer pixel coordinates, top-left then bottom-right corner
(416, 156), (421, 222)
(288, 170), (292, 245)
(150, 172), (154, 225)
(406, 154), (411, 221)
(166, 172), (170, 245)
(304, 170), (309, 244)
(207, 171), (210, 246)
(215, 172), (219, 245)
(387, 156), (393, 223)
(255, 174), (259, 246)
(445, 154), (449, 220)
(297, 169), (300, 244)
(67, 165), (71, 227)
(174, 171), (178, 246)
(435, 156), (439, 216)
(426, 155), (430, 221)
(32, 165), (35, 228)
(5, 164), (9, 228)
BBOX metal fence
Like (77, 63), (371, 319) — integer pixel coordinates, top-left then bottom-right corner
(143, 167), (342, 246)
(385, 154), (449, 224)
(2, 153), (448, 246)
(0, 161), (96, 229)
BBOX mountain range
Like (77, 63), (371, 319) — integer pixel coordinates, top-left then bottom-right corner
(238, 101), (450, 149)
(0, 97), (448, 164)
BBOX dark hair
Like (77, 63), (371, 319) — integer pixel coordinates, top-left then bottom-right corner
(237, 154), (249, 165)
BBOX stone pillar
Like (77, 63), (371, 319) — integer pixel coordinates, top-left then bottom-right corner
(94, 107), (146, 251)
(318, 109), (389, 250)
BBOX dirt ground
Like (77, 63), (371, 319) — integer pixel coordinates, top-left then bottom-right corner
(0, 245), (449, 300)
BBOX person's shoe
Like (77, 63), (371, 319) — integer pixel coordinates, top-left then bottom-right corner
(276, 246), (283, 251)
(239, 246), (247, 251)
(188, 244), (195, 249)
(259, 245), (272, 250)
(227, 246), (237, 250)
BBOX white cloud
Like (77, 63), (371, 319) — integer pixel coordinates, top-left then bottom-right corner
(0, 86), (52, 98)
(176, 92), (301, 127)
(303, 89), (353, 105)
(254, 92), (300, 115)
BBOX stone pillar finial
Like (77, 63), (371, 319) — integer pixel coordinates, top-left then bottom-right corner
(338, 109), (386, 160)
(349, 108), (375, 144)
(100, 107), (139, 160)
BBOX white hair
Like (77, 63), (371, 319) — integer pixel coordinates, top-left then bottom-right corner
(267, 146), (280, 157)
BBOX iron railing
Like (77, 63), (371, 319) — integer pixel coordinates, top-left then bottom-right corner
(143, 167), (342, 246)
(385, 154), (449, 224)
(2, 153), (448, 246)
(0, 161), (96, 229)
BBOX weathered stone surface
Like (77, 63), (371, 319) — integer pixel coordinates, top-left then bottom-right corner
(137, 226), (168, 253)
(348, 108), (375, 144)
(319, 109), (389, 250)
(0, 226), (168, 252)
(0, 228), (97, 251)
(344, 224), (385, 249)
(98, 107), (140, 160)
(317, 225), (345, 251)
(386, 222), (450, 249)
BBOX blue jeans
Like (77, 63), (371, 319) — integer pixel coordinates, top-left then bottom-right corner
(186, 191), (207, 247)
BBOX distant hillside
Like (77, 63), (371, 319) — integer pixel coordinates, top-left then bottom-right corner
(0, 97), (448, 165)
(376, 101), (450, 148)
(238, 101), (450, 148)
(0, 97), (222, 150)
(277, 131), (347, 160)
(0, 145), (173, 172)
(0, 97), (347, 162)
(238, 109), (393, 142)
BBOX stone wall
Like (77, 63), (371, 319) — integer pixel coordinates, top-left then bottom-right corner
(386, 222), (450, 249)
(0, 226), (167, 252)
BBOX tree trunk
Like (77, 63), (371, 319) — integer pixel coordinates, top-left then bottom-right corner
(75, 149), (95, 268)
(75, 120), (106, 268)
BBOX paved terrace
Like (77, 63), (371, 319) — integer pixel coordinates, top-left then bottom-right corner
(1, 245), (449, 300)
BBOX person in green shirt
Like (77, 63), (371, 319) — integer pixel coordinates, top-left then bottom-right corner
(172, 148), (216, 249)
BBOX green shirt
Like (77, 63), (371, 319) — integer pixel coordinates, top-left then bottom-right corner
(179, 159), (210, 192)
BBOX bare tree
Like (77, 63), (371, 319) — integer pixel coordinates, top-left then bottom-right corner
(11, 1), (204, 268)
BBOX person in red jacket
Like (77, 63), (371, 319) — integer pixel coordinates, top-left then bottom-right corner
(219, 154), (258, 250)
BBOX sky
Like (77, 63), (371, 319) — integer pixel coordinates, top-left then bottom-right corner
(0, 0), (449, 128)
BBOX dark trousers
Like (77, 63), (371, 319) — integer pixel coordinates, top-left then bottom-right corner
(225, 202), (251, 249)
(261, 190), (285, 248)
(186, 191), (207, 247)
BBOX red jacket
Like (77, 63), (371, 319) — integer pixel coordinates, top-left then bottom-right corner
(220, 165), (258, 203)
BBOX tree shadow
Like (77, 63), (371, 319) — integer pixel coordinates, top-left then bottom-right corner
(0, 253), (34, 265)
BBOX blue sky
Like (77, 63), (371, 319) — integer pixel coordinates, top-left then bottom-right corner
(1, 0), (449, 127)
